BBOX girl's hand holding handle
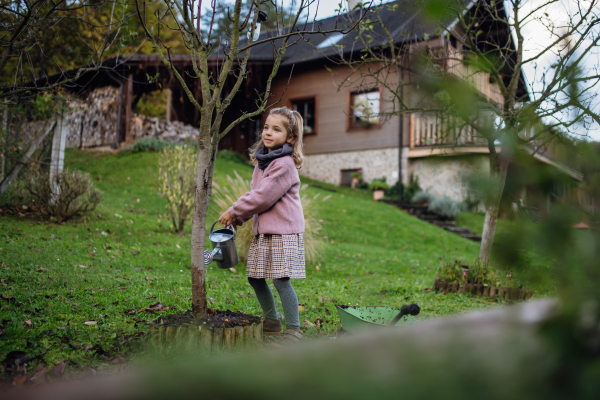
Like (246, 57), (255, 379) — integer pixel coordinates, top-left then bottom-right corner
(219, 210), (234, 227)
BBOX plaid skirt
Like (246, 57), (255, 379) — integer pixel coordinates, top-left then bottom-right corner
(246, 234), (306, 279)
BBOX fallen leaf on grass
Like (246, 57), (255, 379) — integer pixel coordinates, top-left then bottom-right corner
(147, 302), (163, 310)
(145, 277), (154, 281)
(84, 321), (97, 326)
(325, 308), (331, 315)
(52, 360), (67, 377)
(183, 265), (191, 269)
(131, 250), (140, 255)
(118, 287), (127, 290)
(175, 243), (180, 249)
(92, 302), (100, 307)
(304, 320), (316, 328)
(131, 318), (142, 323)
(24, 320), (32, 326)
(69, 343), (81, 349)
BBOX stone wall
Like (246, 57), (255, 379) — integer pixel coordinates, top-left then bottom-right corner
(409, 154), (490, 202)
(301, 148), (399, 186)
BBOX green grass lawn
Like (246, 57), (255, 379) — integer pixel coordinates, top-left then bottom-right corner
(0, 149), (553, 373)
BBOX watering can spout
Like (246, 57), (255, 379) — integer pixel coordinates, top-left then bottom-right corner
(204, 247), (223, 266)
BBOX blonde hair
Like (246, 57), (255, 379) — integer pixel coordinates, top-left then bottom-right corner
(249, 107), (305, 169)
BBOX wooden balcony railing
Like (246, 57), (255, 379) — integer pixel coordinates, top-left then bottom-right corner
(409, 113), (488, 149)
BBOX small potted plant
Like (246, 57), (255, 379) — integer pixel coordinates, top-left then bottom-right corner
(350, 170), (363, 188)
(368, 178), (389, 201)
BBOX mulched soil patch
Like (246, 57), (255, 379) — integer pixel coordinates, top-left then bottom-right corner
(0, 205), (40, 216)
(152, 309), (261, 329)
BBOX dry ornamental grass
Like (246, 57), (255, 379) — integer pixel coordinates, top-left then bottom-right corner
(212, 172), (326, 264)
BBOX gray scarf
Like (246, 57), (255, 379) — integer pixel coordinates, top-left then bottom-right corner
(255, 143), (293, 170)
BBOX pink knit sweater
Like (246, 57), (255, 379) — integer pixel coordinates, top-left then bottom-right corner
(228, 156), (305, 235)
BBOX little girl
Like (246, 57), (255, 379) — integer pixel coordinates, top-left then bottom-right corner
(219, 106), (305, 345)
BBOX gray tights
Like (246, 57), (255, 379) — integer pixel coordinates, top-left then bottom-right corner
(248, 277), (300, 330)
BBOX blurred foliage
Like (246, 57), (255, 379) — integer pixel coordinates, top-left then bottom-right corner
(1, 2), (189, 89)
(133, 91), (168, 119)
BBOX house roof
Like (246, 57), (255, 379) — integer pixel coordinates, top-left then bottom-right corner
(242, 0), (462, 66)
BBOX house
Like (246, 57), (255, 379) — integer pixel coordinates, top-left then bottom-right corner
(223, 0), (583, 205)
(12, 0), (583, 209)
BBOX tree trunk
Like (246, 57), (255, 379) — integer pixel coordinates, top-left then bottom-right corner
(190, 129), (218, 320)
(479, 149), (511, 264)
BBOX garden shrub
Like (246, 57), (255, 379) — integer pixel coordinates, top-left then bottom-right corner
(212, 175), (326, 264)
(384, 174), (421, 200)
(385, 181), (400, 198)
(368, 177), (390, 191)
(402, 174), (421, 201)
(465, 260), (489, 284)
(411, 191), (435, 205)
(437, 260), (465, 283)
(124, 137), (177, 153)
(158, 145), (196, 232)
(24, 168), (103, 221)
(428, 196), (465, 219)
(465, 261), (516, 287)
(439, 259), (524, 292)
(0, 176), (32, 207)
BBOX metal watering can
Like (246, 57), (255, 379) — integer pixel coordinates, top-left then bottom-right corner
(203, 221), (239, 269)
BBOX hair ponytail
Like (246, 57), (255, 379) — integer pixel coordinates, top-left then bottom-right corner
(249, 107), (305, 169)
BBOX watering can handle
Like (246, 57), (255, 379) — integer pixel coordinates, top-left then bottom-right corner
(210, 221), (219, 235)
(209, 221), (237, 239)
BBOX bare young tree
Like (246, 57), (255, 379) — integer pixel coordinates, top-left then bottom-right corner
(335, 0), (600, 264)
(134, 0), (368, 319)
